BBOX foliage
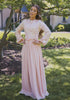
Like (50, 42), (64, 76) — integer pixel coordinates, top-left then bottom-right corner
(55, 24), (70, 31)
(0, 32), (70, 47)
(0, 0), (26, 10)
(46, 0), (70, 16)
(6, 33), (16, 42)
(55, 24), (65, 31)
(47, 24), (53, 32)
(0, 0), (70, 16)
(6, 17), (20, 30)
(64, 24), (70, 31)
(50, 32), (70, 39)
(0, 32), (4, 40)
(42, 37), (70, 48)
(0, 32), (25, 42)
(0, 48), (70, 100)
(0, 0), (70, 58)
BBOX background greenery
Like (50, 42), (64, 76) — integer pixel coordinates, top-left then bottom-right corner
(0, 32), (70, 48)
(54, 24), (70, 32)
(0, 48), (70, 100)
(0, 32), (70, 100)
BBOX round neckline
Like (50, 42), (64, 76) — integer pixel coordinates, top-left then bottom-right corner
(28, 18), (37, 21)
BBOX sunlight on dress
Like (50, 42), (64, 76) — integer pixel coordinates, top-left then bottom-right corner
(15, 19), (51, 100)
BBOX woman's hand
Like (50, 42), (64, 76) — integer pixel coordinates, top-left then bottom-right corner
(32, 39), (43, 45)
(17, 39), (25, 44)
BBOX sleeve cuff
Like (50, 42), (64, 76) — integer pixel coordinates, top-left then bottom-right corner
(17, 37), (23, 43)
(15, 32), (23, 43)
(39, 39), (47, 46)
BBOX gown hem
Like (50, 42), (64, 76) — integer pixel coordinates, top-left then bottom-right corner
(19, 89), (49, 100)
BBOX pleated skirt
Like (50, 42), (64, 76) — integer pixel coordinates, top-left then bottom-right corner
(19, 39), (49, 100)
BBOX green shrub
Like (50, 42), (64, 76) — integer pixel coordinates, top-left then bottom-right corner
(47, 25), (53, 32)
(7, 33), (16, 42)
(0, 32), (4, 39)
(6, 17), (21, 30)
(0, 32), (25, 42)
(21, 33), (25, 39)
(41, 37), (70, 48)
(64, 24), (70, 31)
(0, 32), (70, 47)
(55, 24), (70, 32)
(55, 24), (64, 31)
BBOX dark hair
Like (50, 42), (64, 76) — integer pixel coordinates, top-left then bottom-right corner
(32, 4), (41, 20)
(25, 4), (44, 39)
(32, 4), (44, 39)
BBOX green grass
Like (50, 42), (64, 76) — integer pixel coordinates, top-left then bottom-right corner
(50, 33), (70, 39)
(43, 48), (70, 100)
(0, 48), (70, 100)
(0, 31), (70, 39)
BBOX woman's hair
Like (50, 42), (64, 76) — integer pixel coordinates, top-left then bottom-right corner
(32, 4), (44, 39)
(33, 4), (41, 20)
(25, 4), (44, 39)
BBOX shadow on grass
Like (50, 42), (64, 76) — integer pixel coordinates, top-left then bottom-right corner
(0, 68), (70, 100)
(0, 50), (21, 75)
(43, 48), (70, 100)
(0, 48), (70, 100)
(45, 68), (70, 100)
(43, 48), (70, 68)
(0, 74), (34, 100)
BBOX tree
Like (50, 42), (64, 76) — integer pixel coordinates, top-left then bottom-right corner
(44, 0), (70, 16)
(0, 0), (70, 59)
(0, 0), (45, 59)
(0, 0), (25, 59)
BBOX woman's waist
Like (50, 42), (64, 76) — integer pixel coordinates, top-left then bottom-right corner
(25, 38), (38, 41)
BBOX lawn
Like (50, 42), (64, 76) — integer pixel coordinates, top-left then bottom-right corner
(51, 32), (70, 39)
(0, 31), (70, 40)
(0, 48), (70, 100)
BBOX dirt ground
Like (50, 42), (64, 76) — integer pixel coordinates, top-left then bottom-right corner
(0, 49), (49, 75)
(0, 43), (70, 75)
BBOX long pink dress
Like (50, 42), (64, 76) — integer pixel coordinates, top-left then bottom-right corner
(15, 19), (51, 100)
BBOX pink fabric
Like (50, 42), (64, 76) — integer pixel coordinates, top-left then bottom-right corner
(15, 19), (51, 99)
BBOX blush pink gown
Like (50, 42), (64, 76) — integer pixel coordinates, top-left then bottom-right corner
(15, 19), (51, 100)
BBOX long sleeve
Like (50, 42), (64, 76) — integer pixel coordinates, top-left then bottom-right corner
(39, 20), (51, 46)
(15, 19), (25, 43)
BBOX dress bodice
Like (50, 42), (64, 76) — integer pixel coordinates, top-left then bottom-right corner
(22, 19), (41, 40)
(15, 19), (51, 46)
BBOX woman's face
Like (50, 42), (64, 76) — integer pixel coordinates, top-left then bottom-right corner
(29, 6), (38, 19)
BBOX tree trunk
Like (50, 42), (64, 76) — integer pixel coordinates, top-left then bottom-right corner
(0, 47), (3, 60)
(0, 39), (8, 59)
(0, 9), (13, 59)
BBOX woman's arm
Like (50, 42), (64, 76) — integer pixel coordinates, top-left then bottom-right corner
(15, 20), (25, 43)
(39, 20), (51, 46)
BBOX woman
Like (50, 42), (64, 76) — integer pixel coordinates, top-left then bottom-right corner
(15, 4), (51, 100)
